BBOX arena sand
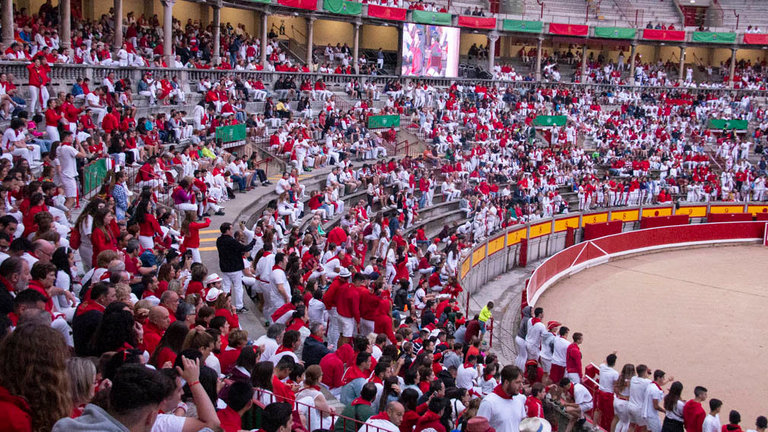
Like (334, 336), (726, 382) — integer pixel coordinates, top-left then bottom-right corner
(535, 244), (768, 423)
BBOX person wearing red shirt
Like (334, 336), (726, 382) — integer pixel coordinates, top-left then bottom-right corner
(320, 344), (355, 397)
(683, 387), (709, 432)
(142, 306), (171, 355)
(335, 272), (362, 347)
(271, 357), (297, 404)
(218, 382), (254, 432)
(565, 332), (584, 383)
(323, 270), (350, 347)
(90, 208), (118, 268)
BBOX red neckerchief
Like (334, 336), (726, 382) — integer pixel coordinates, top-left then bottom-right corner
(351, 398), (372, 406)
(463, 363), (474, 369)
(310, 335), (324, 343)
(370, 412), (390, 421)
(369, 376), (383, 385)
(275, 345), (293, 355)
(492, 384), (514, 400)
(531, 317), (542, 325)
(272, 265), (283, 271)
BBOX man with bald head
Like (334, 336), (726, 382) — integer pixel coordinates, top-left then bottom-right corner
(160, 290), (179, 323)
(363, 401), (404, 432)
(142, 305), (171, 354)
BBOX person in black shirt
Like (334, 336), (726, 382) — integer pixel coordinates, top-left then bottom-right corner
(216, 222), (256, 314)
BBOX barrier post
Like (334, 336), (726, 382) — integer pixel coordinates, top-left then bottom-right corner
(465, 290), (470, 317)
(519, 238), (528, 267)
(488, 317), (494, 348)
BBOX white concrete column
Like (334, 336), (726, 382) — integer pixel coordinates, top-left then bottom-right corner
(353, 21), (361, 74)
(535, 37), (543, 81)
(60, 0), (72, 49)
(488, 33), (498, 72)
(580, 45), (588, 82)
(113, 0), (122, 50)
(1, 0), (12, 48)
(162, 0), (175, 66)
(306, 17), (315, 68)
(261, 12), (268, 67)
(678, 46), (686, 83)
(212, 4), (221, 64)
(729, 47), (737, 88)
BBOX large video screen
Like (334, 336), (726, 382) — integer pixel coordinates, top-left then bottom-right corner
(401, 23), (460, 78)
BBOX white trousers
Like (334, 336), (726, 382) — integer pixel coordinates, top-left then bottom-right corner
(221, 270), (244, 309)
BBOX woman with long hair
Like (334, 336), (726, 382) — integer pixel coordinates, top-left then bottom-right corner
(112, 170), (130, 221)
(296, 365), (335, 430)
(251, 361), (276, 406)
(379, 376), (401, 413)
(181, 210), (210, 263)
(90, 207), (118, 268)
(134, 198), (162, 249)
(67, 357), (97, 418)
(613, 363), (636, 432)
(52, 246), (77, 295)
(0, 323), (72, 432)
(149, 320), (190, 368)
(92, 303), (140, 355)
(662, 381), (685, 432)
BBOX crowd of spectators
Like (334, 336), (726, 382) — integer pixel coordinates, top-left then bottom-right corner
(1, 2), (768, 432)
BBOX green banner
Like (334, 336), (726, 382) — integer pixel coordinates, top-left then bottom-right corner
(323, 0), (362, 15)
(502, 19), (543, 33)
(532, 115), (567, 127)
(248, 0), (272, 3)
(412, 10), (452, 26)
(83, 158), (108, 195)
(368, 114), (400, 129)
(216, 124), (247, 142)
(707, 119), (748, 130)
(593, 27), (636, 39)
(692, 31), (737, 44)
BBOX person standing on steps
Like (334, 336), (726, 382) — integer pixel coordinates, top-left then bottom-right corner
(217, 222), (256, 314)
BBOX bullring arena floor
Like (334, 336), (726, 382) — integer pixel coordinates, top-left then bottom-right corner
(535, 244), (768, 422)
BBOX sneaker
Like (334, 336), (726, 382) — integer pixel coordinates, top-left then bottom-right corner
(215, 210), (226, 216)
(236, 307), (249, 314)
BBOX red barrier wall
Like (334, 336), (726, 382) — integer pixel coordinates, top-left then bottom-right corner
(707, 213), (754, 222)
(757, 213), (768, 221)
(527, 222), (765, 305)
(640, 214), (690, 229)
(582, 220), (623, 241)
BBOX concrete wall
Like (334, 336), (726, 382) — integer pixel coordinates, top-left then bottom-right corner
(314, 19), (354, 47)
(460, 33), (489, 55)
(267, 15), (308, 44)
(361, 25), (399, 51)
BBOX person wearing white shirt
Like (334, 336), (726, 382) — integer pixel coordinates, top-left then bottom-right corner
(629, 365), (652, 428)
(56, 132), (87, 209)
(596, 354), (619, 428)
(525, 307), (547, 361)
(702, 400), (723, 432)
(559, 379), (594, 432)
(85, 87), (107, 123)
(539, 322), (558, 374)
(551, 326), (571, 382)
(456, 355), (480, 394)
(477, 365), (526, 432)
(253, 323), (284, 364)
(265, 253), (291, 323)
(642, 370), (669, 432)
